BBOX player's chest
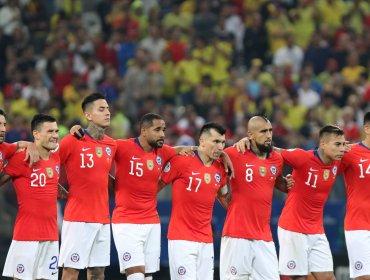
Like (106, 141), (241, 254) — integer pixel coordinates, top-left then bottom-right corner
(238, 160), (279, 184)
(300, 164), (338, 190)
(350, 152), (370, 179)
(180, 167), (223, 196)
(77, 145), (114, 169)
(26, 163), (60, 189)
(124, 152), (165, 178)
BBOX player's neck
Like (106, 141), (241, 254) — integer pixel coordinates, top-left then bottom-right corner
(317, 148), (333, 165)
(251, 144), (267, 159)
(197, 149), (213, 166)
(86, 123), (105, 140)
(36, 145), (50, 160)
(137, 136), (154, 152)
(362, 137), (370, 148)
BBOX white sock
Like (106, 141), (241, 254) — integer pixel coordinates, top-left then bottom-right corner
(127, 273), (145, 280)
(145, 276), (153, 280)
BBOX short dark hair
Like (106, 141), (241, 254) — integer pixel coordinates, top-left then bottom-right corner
(81, 93), (106, 112)
(140, 113), (163, 130)
(0, 109), (6, 118)
(319, 125), (344, 139)
(200, 122), (226, 137)
(364, 112), (370, 125)
(31, 114), (57, 131)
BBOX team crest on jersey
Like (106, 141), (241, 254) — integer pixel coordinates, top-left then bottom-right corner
(214, 173), (221, 183)
(259, 166), (267, 177)
(204, 173), (211, 184)
(55, 165), (60, 175)
(270, 165), (277, 175)
(0, 152), (2, 160)
(105, 147), (112, 156)
(147, 160), (154, 170)
(164, 162), (171, 172)
(96, 147), (103, 158)
(332, 166), (337, 176)
(178, 266), (186, 275)
(230, 266), (237, 275)
(156, 156), (162, 166)
(46, 168), (53, 178)
(323, 169), (330, 180)
(355, 261), (363, 270)
(17, 264), (24, 273)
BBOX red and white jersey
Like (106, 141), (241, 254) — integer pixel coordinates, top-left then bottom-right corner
(222, 147), (283, 241)
(161, 151), (227, 243)
(59, 132), (116, 224)
(112, 138), (176, 224)
(0, 142), (17, 170)
(278, 149), (341, 234)
(5, 150), (60, 241)
(341, 143), (370, 230)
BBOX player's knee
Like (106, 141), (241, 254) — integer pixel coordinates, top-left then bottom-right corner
(61, 267), (80, 280)
(126, 265), (145, 275)
(87, 267), (105, 280)
(356, 276), (370, 280)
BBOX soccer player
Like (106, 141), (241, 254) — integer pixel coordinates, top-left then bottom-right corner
(1, 114), (60, 280)
(220, 116), (285, 280)
(58, 93), (117, 280)
(159, 122), (229, 280)
(0, 109), (40, 168)
(340, 112), (370, 279)
(277, 125), (346, 280)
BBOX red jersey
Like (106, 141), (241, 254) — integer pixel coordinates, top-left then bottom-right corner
(0, 142), (17, 170)
(222, 147), (283, 241)
(161, 152), (227, 243)
(59, 133), (116, 224)
(341, 143), (370, 230)
(112, 138), (176, 224)
(5, 150), (60, 241)
(278, 149), (340, 234)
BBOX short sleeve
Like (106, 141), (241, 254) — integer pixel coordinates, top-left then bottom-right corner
(281, 148), (308, 168)
(4, 151), (26, 177)
(160, 156), (182, 185)
(4, 142), (17, 159)
(160, 145), (176, 163)
(59, 135), (74, 164)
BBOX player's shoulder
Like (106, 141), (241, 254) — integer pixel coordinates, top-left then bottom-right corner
(269, 150), (284, 163)
(116, 138), (134, 147)
(7, 149), (26, 164)
(102, 134), (117, 146)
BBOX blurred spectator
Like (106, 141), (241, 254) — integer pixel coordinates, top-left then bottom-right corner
(193, 0), (217, 39)
(338, 106), (361, 142)
(0, 0), (22, 36)
(140, 25), (167, 62)
(297, 77), (321, 109)
(314, 93), (341, 125)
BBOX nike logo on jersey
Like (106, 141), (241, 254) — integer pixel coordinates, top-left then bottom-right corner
(32, 168), (41, 172)
(245, 164), (254, 167)
(131, 156), (140, 160)
(360, 159), (369, 163)
(309, 168), (318, 172)
(192, 172), (200, 175)
(82, 148), (91, 151)
(51, 271), (58, 275)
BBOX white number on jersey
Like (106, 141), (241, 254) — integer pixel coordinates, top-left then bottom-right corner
(129, 160), (144, 177)
(305, 171), (318, 188)
(186, 176), (202, 192)
(245, 167), (253, 182)
(30, 173), (46, 187)
(358, 163), (370, 178)
(80, 153), (94, 168)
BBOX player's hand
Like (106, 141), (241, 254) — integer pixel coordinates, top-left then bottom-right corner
(220, 152), (235, 178)
(178, 146), (195, 156)
(284, 174), (295, 191)
(234, 137), (251, 154)
(57, 183), (69, 200)
(70, 125), (84, 139)
(24, 142), (40, 167)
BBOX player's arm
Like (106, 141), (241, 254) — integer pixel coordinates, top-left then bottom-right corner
(16, 141), (40, 166)
(70, 125), (85, 139)
(158, 179), (167, 193)
(0, 170), (11, 186)
(274, 174), (294, 193)
(57, 183), (69, 200)
(217, 185), (231, 210)
(174, 145), (196, 156)
(108, 173), (115, 191)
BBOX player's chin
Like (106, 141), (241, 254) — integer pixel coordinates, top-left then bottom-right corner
(156, 140), (164, 147)
(335, 154), (344, 160)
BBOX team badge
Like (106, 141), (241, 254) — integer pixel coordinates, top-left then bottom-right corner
(270, 165), (277, 175)
(287, 260), (296, 269)
(204, 173), (211, 184)
(96, 147), (103, 158)
(156, 156), (162, 166)
(178, 266), (186, 275)
(323, 169), (330, 180)
(46, 168), (53, 178)
(355, 261), (363, 270)
(164, 162), (171, 172)
(0, 152), (2, 160)
(259, 166), (267, 177)
(17, 264), (24, 273)
(123, 252), (131, 261)
(147, 160), (154, 170)
(71, 253), (80, 262)
(230, 266), (237, 275)
(55, 165), (60, 175)
(105, 147), (111, 156)
(332, 166), (337, 176)
(214, 173), (221, 183)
